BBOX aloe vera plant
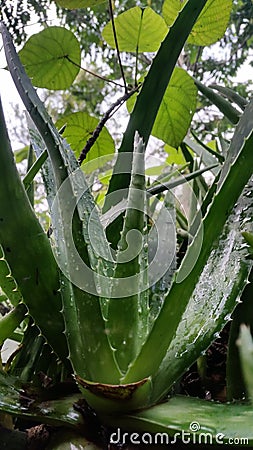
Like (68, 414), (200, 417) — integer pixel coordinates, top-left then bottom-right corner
(0, 0), (253, 448)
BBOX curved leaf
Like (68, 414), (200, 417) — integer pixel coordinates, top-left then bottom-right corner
(163, 0), (232, 46)
(102, 6), (168, 53)
(19, 27), (81, 90)
(56, 112), (115, 162)
(162, 0), (187, 27)
(188, 0), (232, 46)
(106, 395), (253, 446)
(128, 68), (197, 148)
(152, 68), (197, 147)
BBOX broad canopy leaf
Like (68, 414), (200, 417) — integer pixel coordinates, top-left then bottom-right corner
(56, 112), (115, 162)
(162, 0), (232, 46)
(102, 6), (168, 53)
(128, 68), (197, 148)
(19, 26), (81, 90)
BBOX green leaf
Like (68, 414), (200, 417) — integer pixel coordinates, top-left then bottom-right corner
(0, 371), (85, 428)
(55, 0), (105, 8)
(162, 0), (187, 27)
(150, 180), (253, 403)
(19, 27), (81, 90)
(165, 145), (186, 165)
(237, 325), (253, 401)
(102, 6), (168, 53)
(0, 91), (68, 363)
(0, 303), (27, 345)
(188, 0), (232, 46)
(104, 0), (209, 216)
(56, 112), (115, 162)
(128, 68), (197, 148)
(122, 97), (253, 386)
(14, 146), (29, 163)
(152, 68), (197, 147)
(105, 395), (253, 446)
(194, 78), (240, 124)
(106, 135), (149, 373)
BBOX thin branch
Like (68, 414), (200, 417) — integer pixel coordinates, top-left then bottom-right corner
(78, 85), (141, 165)
(64, 55), (125, 88)
(108, 0), (128, 93)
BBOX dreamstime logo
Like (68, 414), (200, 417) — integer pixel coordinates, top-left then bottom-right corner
(109, 422), (249, 446)
(51, 151), (204, 297)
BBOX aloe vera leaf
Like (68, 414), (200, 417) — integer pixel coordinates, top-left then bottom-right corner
(210, 84), (248, 110)
(147, 164), (218, 195)
(104, 395), (253, 446)
(150, 181), (253, 402)
(184, 136), (220, 176)
(148, 192), (176, 324)
(0, 370), (84, 429)
(190, 130), (225, 163)
(106, 135), (149, 372)
(0, 245), (22, 307)
(0, 303), (27, 345)
(2, 23), (121, 383)
(23, 149), (48, 190)
(26, 145), (35, 206)
(104, 0), (208, 210)
(227, 270), (253, 400)
(27, 121), (121, 383)
(0, 97), (68, 363)
(122, 99), (253, 385)
(237, 324), (253, 401)
(218, 97), (253, 187)
(194, 78), (241, 124)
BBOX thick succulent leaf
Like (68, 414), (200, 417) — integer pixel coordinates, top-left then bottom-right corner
(0, 246), (22, 306)
(0, 94), (68, 363)
(122, 97), (253, 385)
(147, 164), (218, 195)
(105, 395), (253, 446)
(55, 0), (105, 7)
(0, 371), (84, 429)
(237, 325), (253, 401)
(106, 136), (149, 373)
(188, 0), (232, 45)
(150, 180), (253, 402)
(104, 0), (208, 215)
(56, 112), (115, 162)
(0, 303), (27, 345)
(19, 27), (81, 90)
(210, 84), (248, 111)
(27, 120), (121, 384)
(2, 24), (120, 383)
(148, 192), (176, 324)
(194, 78), (240, 124)
(102, 7), (168, 53)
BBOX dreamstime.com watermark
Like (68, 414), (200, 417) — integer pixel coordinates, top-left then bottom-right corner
(110, 422), (249, 446)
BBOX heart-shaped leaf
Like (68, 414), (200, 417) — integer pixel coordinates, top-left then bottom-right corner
(102, 6), (168, 53)
(19, 27), (81, 89)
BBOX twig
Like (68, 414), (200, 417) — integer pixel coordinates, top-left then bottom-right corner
(78, 85), (140, 165)
(108, 0), (128, 93)
(64, 55), (125, 88)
